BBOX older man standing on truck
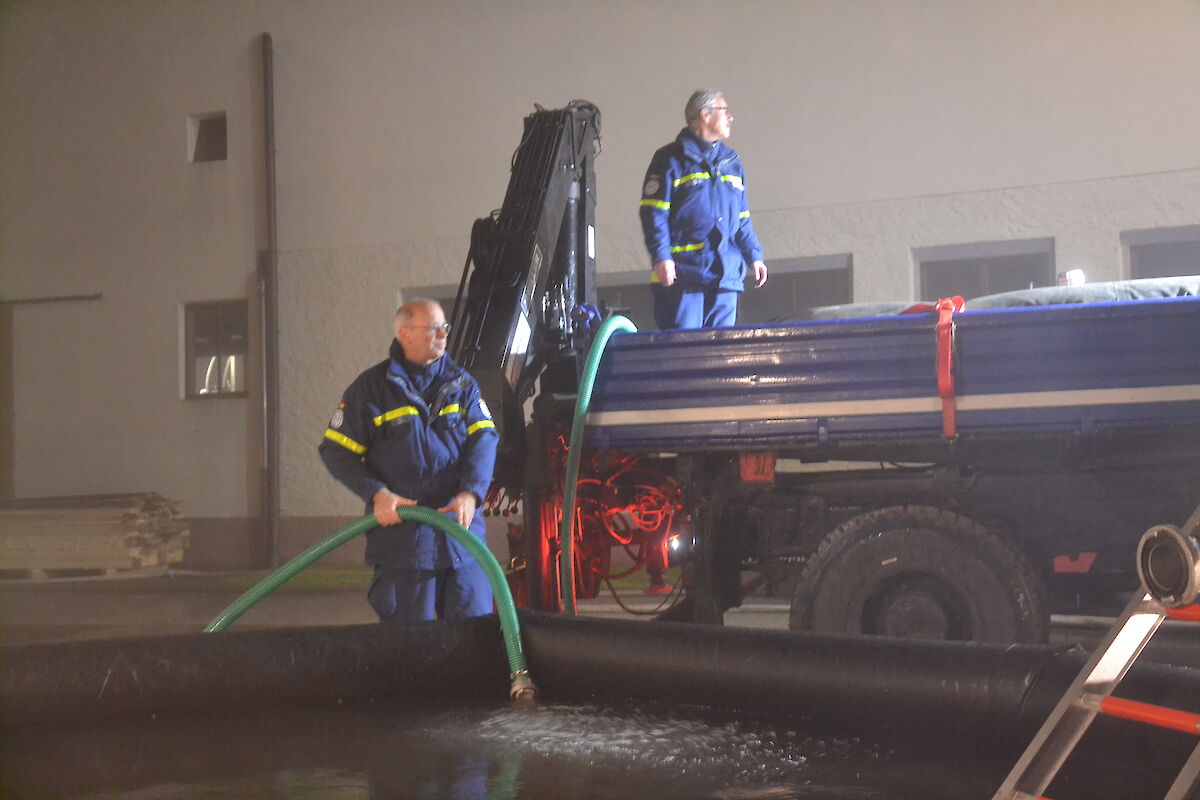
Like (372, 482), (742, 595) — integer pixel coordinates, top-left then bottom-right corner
(319, 299), (498, 623)
(639, 89), (768, 330)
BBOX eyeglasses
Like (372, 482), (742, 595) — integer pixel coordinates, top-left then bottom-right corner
(709, 106), (731, 115)
(406, 323), (452, 334)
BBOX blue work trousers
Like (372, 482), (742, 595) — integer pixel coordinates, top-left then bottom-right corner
(653, 285), (738, 329)
(368, 561), (492, 623)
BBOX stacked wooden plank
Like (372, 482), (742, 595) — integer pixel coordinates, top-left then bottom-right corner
(0, 493), (190, 578)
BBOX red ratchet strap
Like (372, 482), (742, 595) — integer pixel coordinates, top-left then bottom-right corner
(934, 296), (964, 438)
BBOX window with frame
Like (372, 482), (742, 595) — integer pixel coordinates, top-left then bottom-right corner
(595, 254), (853, 330)
(401, 287), (459, 317)
(184, 300), (247, 398)
(1122, 225), (1200, 279)
(405, 257), (852, 335)
(595, 277), (656, 331)
(916, 238), (1054, 302)
(739, 254), (852, 323)
(409, 280), (657, 332)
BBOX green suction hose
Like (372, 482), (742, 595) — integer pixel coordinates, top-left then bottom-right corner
(559, 314), (638, 614)
(204, 515), (378, 634)
(204, 506), (534, 699)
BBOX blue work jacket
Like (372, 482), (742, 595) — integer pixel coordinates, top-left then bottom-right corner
(639, 128), (764, 292)
(319, 342), (498, 570)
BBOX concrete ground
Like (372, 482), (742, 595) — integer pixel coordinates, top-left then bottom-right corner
(0, 566), (791, 646)
(0, 568), (376, 645)
(4, 568), (1198, 669)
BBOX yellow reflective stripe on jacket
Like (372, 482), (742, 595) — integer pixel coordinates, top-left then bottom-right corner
(373, 406), (419, 426)
(670, 242), (705, 254)
(739, 210), (750, 219)
(721, 175), (745, 190)
(324, 428), (367, 455)
(674, 172), (710, 188)
(439, 404), (460, 417)
(639, 198), (670, 211)
(467, 420), (497, 436)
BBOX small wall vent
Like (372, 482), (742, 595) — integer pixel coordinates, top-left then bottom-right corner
(187, 111), (227, 162)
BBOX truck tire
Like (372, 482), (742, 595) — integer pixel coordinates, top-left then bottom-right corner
(789, 505), (1049, 643)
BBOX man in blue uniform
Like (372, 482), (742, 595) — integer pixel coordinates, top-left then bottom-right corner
(319, 299), (498, 623)
(639, 90), (768, 330)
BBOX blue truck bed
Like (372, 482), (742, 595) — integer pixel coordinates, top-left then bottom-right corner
(585, 294), (1200, 455)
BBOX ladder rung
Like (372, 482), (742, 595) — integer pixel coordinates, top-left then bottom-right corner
(1078, 693), (1200, 735)
(1165, 604), (1200, 623)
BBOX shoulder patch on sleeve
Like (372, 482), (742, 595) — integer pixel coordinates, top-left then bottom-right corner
(477, 398), (492, 420)
(330, 407), (345, 429)
(643, 178), (661, 196)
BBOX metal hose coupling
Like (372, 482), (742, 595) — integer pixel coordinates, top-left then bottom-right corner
(509, 669), (538, 703)
(1137, 521), (1200, 607)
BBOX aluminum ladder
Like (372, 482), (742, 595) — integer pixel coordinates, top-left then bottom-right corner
(992, 508), (1200, 800)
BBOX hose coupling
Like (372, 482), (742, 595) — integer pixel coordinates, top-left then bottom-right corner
(509, 669), (538, 702)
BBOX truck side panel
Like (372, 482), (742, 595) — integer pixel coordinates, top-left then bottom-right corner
(584, 296), (1200, 457)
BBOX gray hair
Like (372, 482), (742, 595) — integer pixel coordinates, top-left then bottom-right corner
(394, 297), (442, 326)
(685, 90), (724, 124)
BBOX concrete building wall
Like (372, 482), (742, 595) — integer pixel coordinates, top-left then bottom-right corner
(1, 2), (268, 542)
(3, 0), (1198, 564)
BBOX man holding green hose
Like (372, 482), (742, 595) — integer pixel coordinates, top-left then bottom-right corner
(319, 299), (498, 623)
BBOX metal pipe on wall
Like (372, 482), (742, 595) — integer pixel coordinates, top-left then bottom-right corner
(259, 32), (281, 566)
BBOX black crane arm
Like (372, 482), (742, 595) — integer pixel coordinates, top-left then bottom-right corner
(447, 100), (602, 492)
